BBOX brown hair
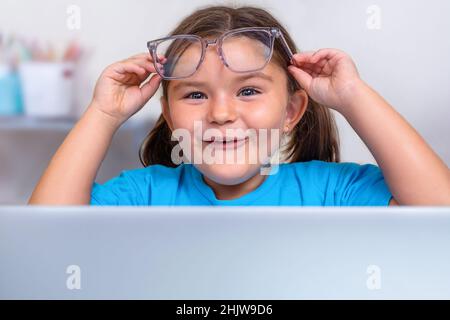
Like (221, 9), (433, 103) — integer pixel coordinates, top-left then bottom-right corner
(139, 5), (340, 167)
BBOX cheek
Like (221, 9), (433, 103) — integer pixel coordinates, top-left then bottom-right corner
(169, 102), (202, 131)
(240, 101), (286, 157)
(242, 97), (285, 130)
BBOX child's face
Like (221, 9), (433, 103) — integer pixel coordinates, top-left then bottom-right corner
(161, 40), (307, 185)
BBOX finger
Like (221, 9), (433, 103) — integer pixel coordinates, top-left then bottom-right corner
(129, 52), (151, 60)
(291, 51), (316, 66)
(294, 64), (315, 74)
(293, 57), (328, 76)
(312, 64), (324, 74)
(316, 59), (328, 68)
(139, 74), (162, 102)
(129, 57), (160, 74)
(130, 54), (167, 74)
(294, 62), (321, 71)
(300, 61), (329, 76)
(288, 65), (312, 90)
(310, 48), (340, 64)
(113, 61), (147, 77)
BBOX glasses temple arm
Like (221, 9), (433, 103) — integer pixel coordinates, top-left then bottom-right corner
(277, 33), (295, 61)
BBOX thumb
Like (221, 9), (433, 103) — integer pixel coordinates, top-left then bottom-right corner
(288, 66), (312, 91)
(139, 74), (162, 102)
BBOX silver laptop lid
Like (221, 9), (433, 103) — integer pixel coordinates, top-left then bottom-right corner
(1, 206), (449, 299)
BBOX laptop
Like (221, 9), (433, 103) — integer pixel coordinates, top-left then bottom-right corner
(0, 206), (449, 299)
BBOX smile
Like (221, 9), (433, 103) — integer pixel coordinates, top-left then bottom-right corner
(203, 137), (249, 150)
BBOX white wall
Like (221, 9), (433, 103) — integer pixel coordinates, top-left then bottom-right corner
(1, 0), (449, 165)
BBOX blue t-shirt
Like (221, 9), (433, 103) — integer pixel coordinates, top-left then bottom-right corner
(90, 160), (393, 206)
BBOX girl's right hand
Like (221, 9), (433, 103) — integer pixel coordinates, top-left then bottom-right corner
(91, 53), (163, 126)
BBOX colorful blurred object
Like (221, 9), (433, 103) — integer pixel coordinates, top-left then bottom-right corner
(0, 32), (82, 117)
(0, 64), (23, 116)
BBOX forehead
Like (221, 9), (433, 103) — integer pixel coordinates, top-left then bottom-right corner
(166, 36), (286, 89)
(170, 72), (276, 93)
(168, 62), (285, 93)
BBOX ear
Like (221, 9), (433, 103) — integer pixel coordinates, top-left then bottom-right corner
(284, 89), (308, 133)
(160, 96), (174, 131)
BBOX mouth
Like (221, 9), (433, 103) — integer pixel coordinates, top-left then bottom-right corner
(202, 136), (249, 150)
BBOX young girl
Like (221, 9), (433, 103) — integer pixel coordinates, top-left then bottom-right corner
(28, 6), (450, 206)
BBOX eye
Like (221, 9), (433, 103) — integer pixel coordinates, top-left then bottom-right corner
(184, 91), (207, 100)
(238, 87), (261, 97)
(183, 88), (260, 99)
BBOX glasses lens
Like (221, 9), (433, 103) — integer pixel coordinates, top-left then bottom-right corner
(155, 37), (202, 79)
(221, 30), (272, 72)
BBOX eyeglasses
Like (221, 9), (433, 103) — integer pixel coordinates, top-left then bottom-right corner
(147, 27), (294, 80)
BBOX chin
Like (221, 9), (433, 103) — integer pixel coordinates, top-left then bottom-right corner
(199, 163), (259, 185)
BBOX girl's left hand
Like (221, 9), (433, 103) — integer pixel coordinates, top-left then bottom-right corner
(288, 48), (363, 112)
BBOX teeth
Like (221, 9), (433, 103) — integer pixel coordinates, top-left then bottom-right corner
(205, 137), (244, 143)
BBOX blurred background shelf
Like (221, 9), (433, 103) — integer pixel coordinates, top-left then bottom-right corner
(0, 116), (77, 131)
(0, 115), (146, 131)
(0, 115), (156, 205)
(0, 115), (153, 152)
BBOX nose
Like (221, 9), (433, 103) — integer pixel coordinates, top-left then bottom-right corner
(206, 94), (238, 126)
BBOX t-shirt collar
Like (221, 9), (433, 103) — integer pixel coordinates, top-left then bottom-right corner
(188, 163), (279, 205)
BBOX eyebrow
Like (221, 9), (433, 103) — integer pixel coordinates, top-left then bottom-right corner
(172, 72), (273, 91)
